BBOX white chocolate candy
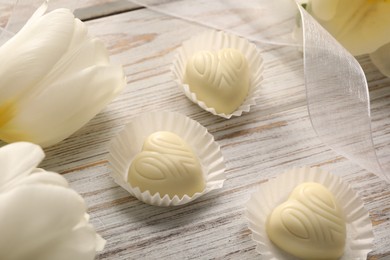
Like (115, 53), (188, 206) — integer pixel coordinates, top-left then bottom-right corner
(266, 182), (346, 260)
(184, 48), (249, 114)
(128, 131), (205, 199)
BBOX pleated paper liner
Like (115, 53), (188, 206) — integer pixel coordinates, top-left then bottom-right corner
(245, 167), (373, 259)
(108, 111), (226, 206)
(171, 30), (264, 119)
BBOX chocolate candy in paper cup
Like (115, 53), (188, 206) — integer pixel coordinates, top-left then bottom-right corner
(108, 111), (226, 206)
(245, 167), (373, 259)
(171, 30), (264, 119)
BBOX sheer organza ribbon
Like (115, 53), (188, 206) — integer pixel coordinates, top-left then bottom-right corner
(1, 0), (388, 182)
(130, 0), (390, 182)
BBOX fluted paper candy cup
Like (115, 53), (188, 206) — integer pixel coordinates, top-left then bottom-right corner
(171, 30), (264, 119)
(108, 111), (226, 206)
(245, 167), (373, 260)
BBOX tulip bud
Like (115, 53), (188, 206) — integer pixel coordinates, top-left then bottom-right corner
(0, 3), (125, 147)
(0, 142), (105, 260)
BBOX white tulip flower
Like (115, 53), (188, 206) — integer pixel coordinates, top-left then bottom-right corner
(304, 0), (390, 77)
(0, 142), (105, 260)
(0, 2), (125, 147)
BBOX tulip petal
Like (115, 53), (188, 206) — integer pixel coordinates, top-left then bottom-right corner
(37, 223), (102, 260)
(0, 6), (125, 147)
(311, 0), (390, 55)
(337, 2), (390, 55)
(1, 64), (125, 147)
(370, 42), (390, 78)
(68, 18), (90, 51)
(0, 142), (43, 191)
(0, 184), (87, 260)
(10, 169), (69, 190)
(0, 8), (74, 103)
(311, 0), (340, 20)
(24, 0), (49, 27)
(38, 36), (110, 90)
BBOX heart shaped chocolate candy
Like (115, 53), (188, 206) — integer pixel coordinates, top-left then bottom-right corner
(184, 48), (249, 114)
(266, 182), (346, 260)
(128, 131), (205, 198)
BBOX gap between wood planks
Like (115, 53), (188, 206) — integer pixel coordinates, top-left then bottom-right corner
(74, 0), (144, 21)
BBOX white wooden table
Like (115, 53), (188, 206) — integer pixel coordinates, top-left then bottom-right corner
(7, 1), (390, 259)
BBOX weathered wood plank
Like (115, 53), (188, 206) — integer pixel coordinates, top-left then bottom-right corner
(41, 8), (390, 259)
(63, 104), (390, 259)
(1, 5), (389, 260)
(75, 0), (142, 21)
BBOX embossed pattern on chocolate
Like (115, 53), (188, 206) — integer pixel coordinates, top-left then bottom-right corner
(266, 182), (346, 260)
(128, 131), (205, 198)
(184, 48), (249, 114)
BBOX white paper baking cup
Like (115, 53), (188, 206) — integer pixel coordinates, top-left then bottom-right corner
(245, 167), (373, 259)
(108, 111), (226, 206)
(171, 30), (264, 119)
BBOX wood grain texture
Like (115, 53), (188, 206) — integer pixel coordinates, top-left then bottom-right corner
(76, 0), (127, 10)
(75, 0), (142, 21)
(3, 4), (389, 260)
